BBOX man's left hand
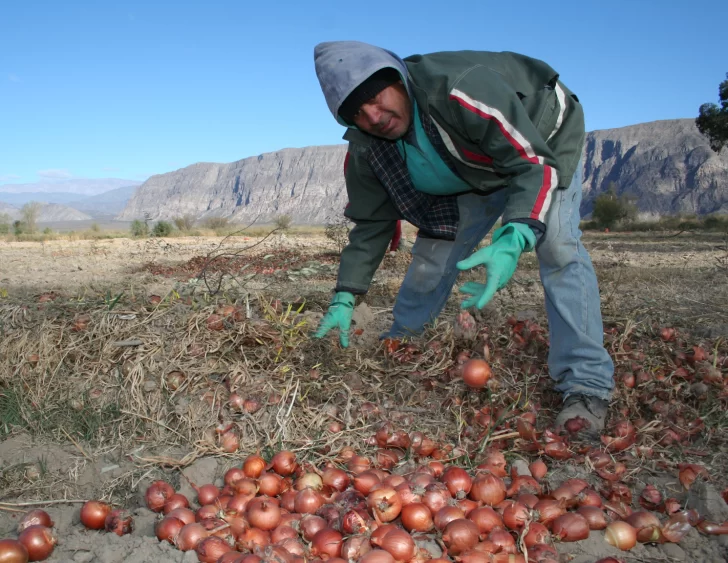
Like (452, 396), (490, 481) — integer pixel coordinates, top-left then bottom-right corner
(455, 222), (537, 309)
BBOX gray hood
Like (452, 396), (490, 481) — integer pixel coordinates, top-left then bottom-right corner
(314, 40), (409, 126)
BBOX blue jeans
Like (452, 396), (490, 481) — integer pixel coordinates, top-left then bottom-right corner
(384, 165), (615, 400)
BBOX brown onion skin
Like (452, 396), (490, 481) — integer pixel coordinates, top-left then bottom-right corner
(17, 511), (54, 534)
(155, 517), (185, 544)
(294, 488), (325, 515)
(176, 522), (209, 551)
(552, 513), (590, 542)
(167, 507), (196, 526)
(469, 473), (506, 506)
(247, 497), (281, 530)
(79, 500), (112, 530)
(162, 493), (190, 514)
(17, 525), (56, 561)
(243, 455), (267, 479)
(523, 522), (551, 548)
(468, 506), (504, 536)
(461, 359), (492, 388)
(195, 536), (233, 563)
(341, 535), (372, 561)
(145, 480), (175, 513)
(359, 550), (395, 563)
(196, 484), (220, 506)
(378, 528), (415, 561)
(105, 509), (134, 536)
(322, 468), (350, 492)
(442, 518), (480, 555)
(310, 528), (343, 559)
(0, 539), (29, 563)
(400, 503), (434, 532)
(300, 515), (328, 541)
(258, 473), (284, 497)
(434, 506), (466, 531)
(605, 521), (637, 550)
(577, 505), (608, 530)
(271, 451), (297, 476)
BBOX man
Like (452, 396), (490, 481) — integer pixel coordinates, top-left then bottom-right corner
(312, 41), (614, 434)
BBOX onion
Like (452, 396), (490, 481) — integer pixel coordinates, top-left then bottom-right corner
(442, 519), (480, 555)
(604, 521), (637, 550)
(367, 488), (402, 523)
(17, 525), (56, 561)
(243, 454), (267, 478)
(197, 504), (221, 521)
(156, 516), (185, 544)
(353, 471), (382, 495)
(227, 492), (255, 515)
(0, 539), (29, 563)
(698, 521), (728, 535)
(551, 513), (589, 542)
(442, 467), (473, 499)
(162, 493), (189, 514)
(526, 544), (559, 562)
(400, 503), (434, 532)
(639, 484), (663, 511)
(529, 459), (548, 480)
(577, 506), (608, 530)
(236, 528), (270, 551)
(271, 525), (299, 543)
(17, 511), (53, 534)
(469, 473), (506, 506)
(487, 528), (516, 554)
(224, 467), (246, 488)
(80, 500), (112, 530)
(231, 477), (258, 496)
(341, 535), (372, 560)
(434, 506), (465, 531)
(145, 480), (175, 512)
(294, 488), (325, 514)
(259, 472), (284, 497)
(461, 359), (492, 388)
(625, 511), (662, 543)
(502, 502), (530, 531)
(271, 451), (297, 476)
(322, 468), (350, 492)
(196, 536), (234, 563)
(515, 493), (539, 509)
(196, 484), (220, 506)
(295, 472), (323, 491)
(105, 509), (133, 536)
(468, 506), (504, 536)
(310, 528), (343, 559)
(340, 508), (370, 535)
(167, 507), (196, 526)
(523, 522), (550, 548)
(577, 489), (603, 508)
(378, 528), (415, 561)
(300, 515), (328, 541)
(359, 550), (395, 563)
(347, 455), (372, 475)
(247, 497), (281, 530)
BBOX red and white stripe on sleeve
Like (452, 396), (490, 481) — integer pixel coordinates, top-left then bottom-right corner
(449, 88), (558, 223)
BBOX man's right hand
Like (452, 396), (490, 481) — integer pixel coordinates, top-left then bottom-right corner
(313, 292), (355, 348)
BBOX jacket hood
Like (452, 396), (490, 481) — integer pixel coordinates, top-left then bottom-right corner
(314, 40), (409, 126)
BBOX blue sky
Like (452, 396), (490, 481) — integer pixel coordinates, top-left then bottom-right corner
(0, 0), (724, 186)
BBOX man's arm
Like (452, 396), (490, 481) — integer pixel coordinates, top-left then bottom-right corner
(447, 66), (563, 240)
(336, 145), (400, 294)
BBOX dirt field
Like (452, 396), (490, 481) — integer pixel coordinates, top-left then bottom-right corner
(1, 229), (727, 562)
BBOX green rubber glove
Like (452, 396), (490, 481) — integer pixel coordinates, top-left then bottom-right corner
(314, 291), (355, 347)
(456, 223), (537, 309)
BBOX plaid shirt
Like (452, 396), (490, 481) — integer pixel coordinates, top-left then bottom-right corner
(366, 108), (461, 240)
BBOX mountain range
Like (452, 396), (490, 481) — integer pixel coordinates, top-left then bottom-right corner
(118, 119), (727, 224)
(2, 119), (725, 226)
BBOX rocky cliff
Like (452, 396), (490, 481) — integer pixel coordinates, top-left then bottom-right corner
(118, 119), (727, 224)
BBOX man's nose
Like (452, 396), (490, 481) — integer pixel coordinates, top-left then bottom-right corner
(360, 104), (382, 125)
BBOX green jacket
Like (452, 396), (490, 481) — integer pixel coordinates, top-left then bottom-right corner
(337, 50), (585, 294)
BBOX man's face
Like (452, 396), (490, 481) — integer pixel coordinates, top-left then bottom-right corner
(351, 81), (412, 140)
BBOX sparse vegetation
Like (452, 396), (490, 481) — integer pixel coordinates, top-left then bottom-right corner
(173, 213), (197, 231)
(589, 183), (638, 229)
(201, 216), (230, 230)
(21, 201), (42, 234)
(696, 71), (728, 153)
(0, 213), (10, 234)
(130, 218), (149, 237)
(90, 222), (100, 232)
(324, 214), (352, 253)
(274, 214), (293, 230)
(151, 220), (173, 237)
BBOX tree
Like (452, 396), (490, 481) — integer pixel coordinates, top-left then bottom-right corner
(591, 183), (637, 229)
(274, 214), (293, 231)
(152, 220), (173, 237)
(130, 219), (149, 237)
(325, 214), (352, 254)
(696, 72), (728, 153)
(173, 214), (196, 231)
(0, 213), (10, 234)
(21, 201), (42, 234)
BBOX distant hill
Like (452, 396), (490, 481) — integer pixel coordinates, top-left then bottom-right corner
(66, 185), (139, 216)
(118, 119), (727, 224)
(0, 178), (141, 199)
(0, 202), (93, 223)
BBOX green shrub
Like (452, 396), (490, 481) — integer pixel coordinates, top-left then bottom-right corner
(13, 221), (25, 236)
(0, 223), (8, 235)
(173, 214), (196, 231)
(90, 222), (100, 232)
(152, 221), (173, 237)
(130, 219), (149, 237)
(274, 214), (293, 230)
(591, 185), (637, 229)
(43, 227), (53, 235)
